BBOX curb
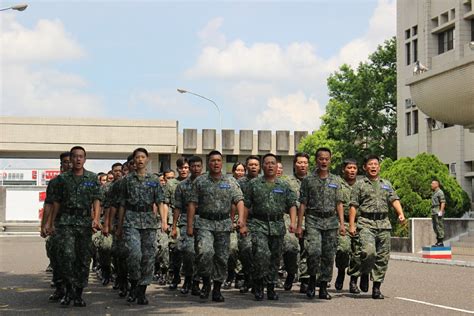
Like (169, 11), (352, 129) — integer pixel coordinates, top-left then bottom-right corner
(391, 254), (474, 268)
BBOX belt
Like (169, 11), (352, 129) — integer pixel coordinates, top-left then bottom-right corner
(360, 212), (387, 220)
(251, 213), (283, 222)
(127, 204), (153, 213)
(199, 213), (229, 221)
(63, 208), (89, 216)
(307, 210), (335, 218)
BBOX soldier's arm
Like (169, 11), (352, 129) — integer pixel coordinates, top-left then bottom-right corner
(236, 200), (247, 236)
(439, 192), (446, 215)
(92, 199), (102, 232)
(40, 203), (51, 237)
(337, 202), (345, 236)
(391, 199), (405, 222)
(171, 206), (180, 239)
(186, 202), (196, 237)
(348, 206), (357, 236)
(159, 202), (169, 233)
(297, 203), (305, 238)
(116, 205), (125, 238)
(109, 206), (117, 232)
(289, 205), (297, 233)
(47, 201), (61, 235)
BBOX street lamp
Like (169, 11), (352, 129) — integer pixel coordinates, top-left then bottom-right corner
(0, 3), (28, 11)
(177, 88), (222, 133)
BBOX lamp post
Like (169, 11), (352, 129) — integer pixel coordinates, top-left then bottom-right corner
(177, 88), (222, 134)
(0, 3), (28, 11)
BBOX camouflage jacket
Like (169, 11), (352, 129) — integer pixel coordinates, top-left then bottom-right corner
(189, 173), (243, 232)
(163, 178), (181, 224)
(50, 169), (101, 227)
(245, 176), (297, 236)
(174, 176), (198, 227)
(285, 174), (306, 208)
(340, 179), (356, 220)
(431, 189), (446, 215)
(300, 172), (341, 230)
(120, 172), (164, 229)
(349, 176), (399, 230)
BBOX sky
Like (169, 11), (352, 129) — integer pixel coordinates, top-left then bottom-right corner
(0, 0), (396, 170)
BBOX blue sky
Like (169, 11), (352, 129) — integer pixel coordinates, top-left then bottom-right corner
(0, 0), (396, 170)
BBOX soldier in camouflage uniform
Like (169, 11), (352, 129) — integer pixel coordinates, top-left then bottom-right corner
(334, 159), (361, 293)
(236, 155), (260, 293)
(172, 156), (203, 295)
(430, 180), (446, 247)
(349, 154), (405, 299)
(46, 146), (102, 307)
(117, 147), (168, 305)
(297, 148), (345, 300)
(283, 152), (309, 292)
(187, 150), (246, 302)
(41, 152), (71, 301)
(246, 153), (297, 301)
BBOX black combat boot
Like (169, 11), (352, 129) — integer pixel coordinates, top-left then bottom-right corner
(212, 281), (225, 302)
(137, 285), (149, 305)
(200, 277), (211, 300)
(318, 281), (331, 300)
(360, 274), (369, 293)
(127, 280), (138, 302)
(191, 280), (201, 296)
(283, 273), (295, 291)
(180, 276), (192, 295)
(267, 283), (279, 300)
(306, 275), (316, 298)
(101, 268), (111, 286)
(372, 281), (384, 299)
(223, 269), (235, 289)
(73, 287), (86, 307)
(349, 276), (360, 294)
(299, 278), (309, 294)
(253, 279), (264, 301)
(60, 283), (74, 306)
(118, 277), (128, 298)
(49, 282), (65, 301)
(335, 268), (345, 291)
(239, 274), (252, 293)
(169, 269), (181, 290)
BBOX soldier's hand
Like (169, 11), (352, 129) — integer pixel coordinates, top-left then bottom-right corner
(161, 222), (169, 233)
(339, 225), (346, 236)
(186, 226), (194, 237)
(295, 226), (303, 239)
(239, 224), (248, 237)
(398, 214), (406, 223)
(102, 225), (109, 237)
(171, 226), (178, 239)
(40, 226), (47, 238)
(348, 224), (356, 237)
(288, 223), (296, 234)
(115, 227), (123, 239)
(92, 220), (102, 233)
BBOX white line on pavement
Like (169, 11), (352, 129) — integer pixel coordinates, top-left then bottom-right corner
(395, 297), (474, 314)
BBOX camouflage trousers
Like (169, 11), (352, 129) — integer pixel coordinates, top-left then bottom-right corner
(178, 225), (196, 277)
(124, 227), (157, 285)
(336, 223), (361, 277)
(93, 231), (113, 276)
(155, 226), (170, 270)
(237, 232), (252, 277)
(46, 233), (63, 284)
(358, 228), (391, 283)
(228, 230), (240, 277)
(431, 215), (445, 240)
(56, 225), (93, 288)
(283, 214), (308, 279)
(305, 226), (338, 282)
(251, 231), (283, 284)
(111, 232), (128, 284)
(196, 229), (230, 283)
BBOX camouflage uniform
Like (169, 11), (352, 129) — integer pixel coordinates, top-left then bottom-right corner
(299, 173), (341, 282)
(284, 175), (308, 279)
(349, 177), (399, 283)
(174, 177), (198, 279)
(336, 180), (361, 276)
(188, 173), (243, 283)
(93, 184), (113, 279)
(120, 172), (164, 286)
(245, 177), (297, 284)
(49, 170), (101, 289)
(431, 188), (446, 241)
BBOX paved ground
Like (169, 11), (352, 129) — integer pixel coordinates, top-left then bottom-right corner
(0, 236), (473, 315)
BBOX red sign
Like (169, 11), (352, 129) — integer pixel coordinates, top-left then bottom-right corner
(32, 170), (37, 180)
(39, 191), (46, 202)
(44, 170), (60, 180)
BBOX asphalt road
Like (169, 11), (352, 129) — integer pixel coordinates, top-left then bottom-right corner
(0, 237), (473, 315)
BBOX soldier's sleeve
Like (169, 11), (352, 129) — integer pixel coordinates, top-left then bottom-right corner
(94, 180), (104, 202)
(243, 181), (253, 209)
(155, 183), (165, 205)
(349, 181), (361, 208)
(174, 184), (183, 210)
(187, 178), (199, 204)
(44, 178), (56, 205)
(286, 183), (298, 209)
(385, 180), (399, 203)
(439, 190), (446, 204)
(49, 176), (63, 203)
(119, 178), (128, 207)
(298, 178), (308, 205)
(231, 178), (244, 204)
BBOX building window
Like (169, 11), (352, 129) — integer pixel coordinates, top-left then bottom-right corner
(412, 25), (418, 36)
(438, 28), (455, 54)
(406, 112), (412, 136)
(413, 110), (419, 135)
(406, 42), (411, 65)
(405, 98), (413, 109)
(471, 20), (474, 41)
(413, 39), (418, 63)
(225, 155), (238, 174)
(405, 29), (411, 39)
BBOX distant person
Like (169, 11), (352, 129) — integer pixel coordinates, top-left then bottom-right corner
(276, 162), (284, 177)
(232, 162), (246, 180)
(431, 180), (446, 247)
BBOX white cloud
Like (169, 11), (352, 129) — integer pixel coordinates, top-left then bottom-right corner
(256, 92), (323, 131)
(185, 0), (396, 131)
(129, 90), (204, 117)
(0, 13), (103, 117)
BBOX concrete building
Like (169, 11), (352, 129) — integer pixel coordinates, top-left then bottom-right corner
(397, 0), (474, 203)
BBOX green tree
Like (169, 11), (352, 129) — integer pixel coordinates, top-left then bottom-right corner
(381, 153), (471, 236)
(297, 127), (342, 170)
(299, 37), (397, 171)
